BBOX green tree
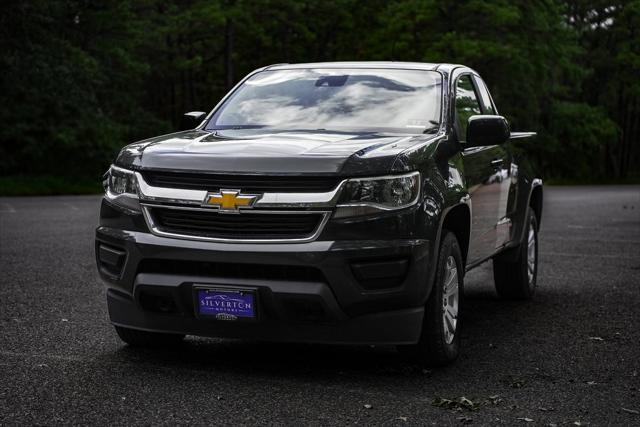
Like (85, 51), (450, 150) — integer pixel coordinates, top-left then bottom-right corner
(0, 0), (166, 178)
(1, 0), (638, 189)
(566, 0), (640, 179)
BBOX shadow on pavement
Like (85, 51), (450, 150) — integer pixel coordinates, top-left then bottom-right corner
(106, 287), (543, 381)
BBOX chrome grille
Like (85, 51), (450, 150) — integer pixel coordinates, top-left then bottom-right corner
(141, 171), (342, 193)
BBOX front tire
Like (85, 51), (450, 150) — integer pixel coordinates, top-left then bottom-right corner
(400, 231), (464, 366)
(493, 207), (539, 299)
(114, 326), (185, 348)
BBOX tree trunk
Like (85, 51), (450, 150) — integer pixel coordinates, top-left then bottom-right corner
(225, 17), (234, 90)
(167, 34), (176, 126)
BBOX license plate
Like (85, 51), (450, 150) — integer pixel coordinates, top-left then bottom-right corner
(196, 288), (256, 321)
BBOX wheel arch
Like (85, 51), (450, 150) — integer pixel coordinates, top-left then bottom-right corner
(528, 180), (543, 228)
(440, 202), (471, 268)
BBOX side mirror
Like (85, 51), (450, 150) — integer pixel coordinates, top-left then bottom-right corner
(466, 115), (510, 147)
(179, 111), (207, 131)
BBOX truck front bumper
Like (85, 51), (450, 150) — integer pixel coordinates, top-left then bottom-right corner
(96, 225), (434, 345)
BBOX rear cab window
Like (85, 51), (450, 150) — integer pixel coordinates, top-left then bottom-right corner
(473, 75), (497, 115)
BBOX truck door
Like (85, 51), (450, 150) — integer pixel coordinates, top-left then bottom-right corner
(473, 75), (513, 250)
(455, 74), (508, 264)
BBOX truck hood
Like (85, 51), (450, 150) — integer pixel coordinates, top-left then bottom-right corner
(115, 129), (439, 176)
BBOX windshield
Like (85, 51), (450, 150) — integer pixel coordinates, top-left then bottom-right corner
(205, 68), (442, 134)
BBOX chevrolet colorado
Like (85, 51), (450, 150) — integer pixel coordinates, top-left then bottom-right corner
(95, 62), (542, 365)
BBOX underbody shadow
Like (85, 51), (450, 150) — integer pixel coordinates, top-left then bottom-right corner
(107, 284), (555, 382)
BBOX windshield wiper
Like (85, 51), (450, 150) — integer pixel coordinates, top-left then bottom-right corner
(422, 121), (441, 134)
(422, 126), (440, 134)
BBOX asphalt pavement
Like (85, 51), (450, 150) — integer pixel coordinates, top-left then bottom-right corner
(1, 186), (639, 425)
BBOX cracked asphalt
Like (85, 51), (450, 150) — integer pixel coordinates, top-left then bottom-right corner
(1, 186), (639, 425)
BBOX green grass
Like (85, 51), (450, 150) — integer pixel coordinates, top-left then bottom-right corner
(0, 176), (103, 196)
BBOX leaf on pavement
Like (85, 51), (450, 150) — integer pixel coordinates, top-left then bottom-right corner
(432, 397), (455, 409)
(459, 397), (475, 409)
(510, 379), (526, 388)
(432, 397), (480, 411)
(516, 417), (534, 422)
(487, 395), (502, 405)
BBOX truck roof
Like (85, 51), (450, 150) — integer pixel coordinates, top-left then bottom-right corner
(265, 61), (462, 72)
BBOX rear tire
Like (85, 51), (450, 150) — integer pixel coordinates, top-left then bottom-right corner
(399, 231), (464, 366)
(114, 326), (185, 348)
(493, 207), (538, 300)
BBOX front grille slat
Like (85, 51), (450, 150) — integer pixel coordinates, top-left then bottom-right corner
(158, 212), (316, 224)
(160, 216), (315, 226)
(150, 207), (323, 240)
(159, 221), (316, 231)
(142, 171), (341, 193)
(159, 220), (313, 232)
(161, 221), (314, 231)
(158, 213), (318, 226)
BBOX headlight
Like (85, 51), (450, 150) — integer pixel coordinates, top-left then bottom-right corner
(104, 165), (140, 211)
(334, 172), (420, 218)
(108, 166), (138, 195)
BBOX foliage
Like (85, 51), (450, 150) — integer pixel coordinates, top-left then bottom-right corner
(544, 101), (618, 179)
(565, 0), (640, 178)
(0, 0), (638, 191)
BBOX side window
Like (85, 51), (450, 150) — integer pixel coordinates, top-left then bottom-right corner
(473, 76), (496, 114)
(455, 75), (482, 142)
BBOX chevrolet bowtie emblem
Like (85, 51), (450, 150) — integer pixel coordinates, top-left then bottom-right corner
(203, 189), (260, 212)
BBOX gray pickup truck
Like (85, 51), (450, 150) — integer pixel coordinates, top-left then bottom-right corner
(96, 62), (542, 365)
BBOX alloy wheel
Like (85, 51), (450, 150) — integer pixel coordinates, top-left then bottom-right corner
(527, 219), (536, 285)
(442, 256), (459, 345)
